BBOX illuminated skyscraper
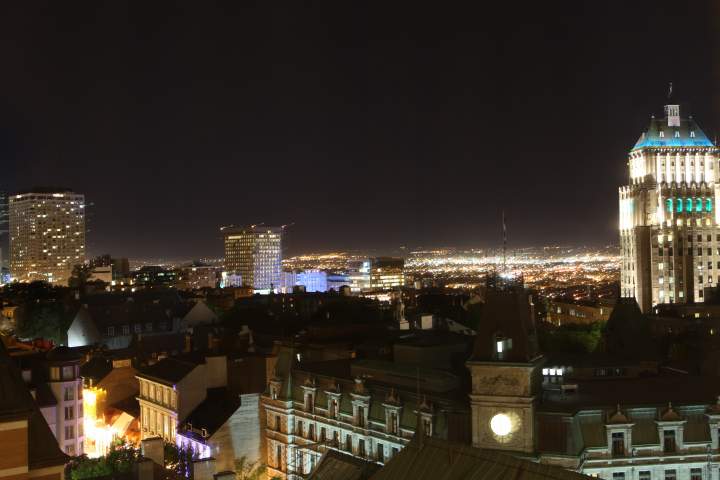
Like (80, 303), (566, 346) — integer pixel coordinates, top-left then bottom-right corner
(619, 101), (718, 312)
(222, 225), (282, 291)
(9, 188), (85, 285)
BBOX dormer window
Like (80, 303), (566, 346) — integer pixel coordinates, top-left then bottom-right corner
(674, 131), (680, 138)
(691, 131), (696, 138)
(663, 429), (676, 452)
(495, 335), (512, 360)
(389, 410), (398, 434)
(304, 391), (314, 412)
(611, 432), (625, 456)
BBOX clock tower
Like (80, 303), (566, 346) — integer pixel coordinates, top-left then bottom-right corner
(466, 277), (544, 453)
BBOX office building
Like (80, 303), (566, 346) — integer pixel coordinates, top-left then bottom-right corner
(369, 257), (405, 290)
(9, 188), (85, 285)
(619, 102), (718, 312)
(222, 225), (282, 291)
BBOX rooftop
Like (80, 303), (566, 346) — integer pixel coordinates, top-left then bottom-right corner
(137, 357), (199, 385)
(633, 111), (714, 150)
(370, 436), (591, 480)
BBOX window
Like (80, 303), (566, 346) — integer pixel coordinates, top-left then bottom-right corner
(163, 388), (169, 406)
(329, 398), (338, 418)
(320, 427), (326, 442)
(377, 443), (384, 462)
(391, 447), (399, 457)
(389, 410), (398, 434)
(308, 423), (315, 441)
(122, 325), (130, 335)
(62, 366), (74, 379)
(107, 326), (115, 336)
(64, 386), (75, 401)
(333, 430), (339, 446)
(65, 425), (75, 439)
(276, 445), (282, 469)
(142, 381), (148, 397)
(691, 468), (703, 480)
(65, 406), (74, 420)
(357, 405), (365, 428)
(305, 392), (314, 412)
(358, 439), (366, 457)
(639, 472), (651, 480)
(65, 444), (76, 455)
(665, 470), (677, 480)
(423, 416), (432, 436)
(346, 434), (352, 452)
(612, 473), (625, 480)
(663, 430), (676, 453)
(297, 420), (304, 437)
(611, 432), (625, 456)
(274, 415), (281, 431)
(134, 323), (142, 333)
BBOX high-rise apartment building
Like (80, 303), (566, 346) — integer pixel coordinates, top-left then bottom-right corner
(9, 188), (86, 285)
(222, 225), (282, 291)
(619, 102), (718, 312)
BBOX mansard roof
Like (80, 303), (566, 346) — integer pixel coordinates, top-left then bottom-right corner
(633, 115), (714, 151)
(371, 436), (592, 480)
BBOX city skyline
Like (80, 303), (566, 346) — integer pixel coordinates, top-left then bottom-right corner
(2, 2), (719, 259)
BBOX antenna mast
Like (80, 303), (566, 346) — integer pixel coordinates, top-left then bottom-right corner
(502, 210), (507, 273)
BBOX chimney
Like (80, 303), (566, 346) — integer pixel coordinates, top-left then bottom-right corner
(141, 437), (164, 466)
(193, 458), (216, 480)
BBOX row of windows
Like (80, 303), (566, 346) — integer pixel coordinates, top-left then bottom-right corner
(665, 198), (713, 214)
(107, 322), (164, 336)
(605, 468), (702, 480)
(140, 381), (177, 409)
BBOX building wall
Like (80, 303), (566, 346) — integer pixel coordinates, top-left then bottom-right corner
(0, 419), (29, 478)
(207, 394), (263, 472)
(138, 379), (179, 442)
(177, 366), (207, 422)
(47, 366), (84, 456)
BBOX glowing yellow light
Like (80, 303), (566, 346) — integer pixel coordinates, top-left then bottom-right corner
(490, 413), (512, 436)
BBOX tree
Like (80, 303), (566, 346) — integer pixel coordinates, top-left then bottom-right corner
(68, 440), (139, 480)
(69, 264), (93, 298)
(16, 302), (69, 344)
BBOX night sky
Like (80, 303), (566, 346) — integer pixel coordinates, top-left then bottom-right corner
(2, 1), (719, 259)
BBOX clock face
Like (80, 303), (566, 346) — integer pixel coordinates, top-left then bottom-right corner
(490, 413), (512, 436)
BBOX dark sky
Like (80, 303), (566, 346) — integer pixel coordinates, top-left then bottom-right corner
(2, 1), (719, 259)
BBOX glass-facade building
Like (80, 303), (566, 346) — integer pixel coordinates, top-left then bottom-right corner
(222, 225), (282, 291)
(9, 189), (85, 285)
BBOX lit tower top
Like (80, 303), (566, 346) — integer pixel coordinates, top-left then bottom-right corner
(632, 104), (714, 151)
(619, 95), (720, 314)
